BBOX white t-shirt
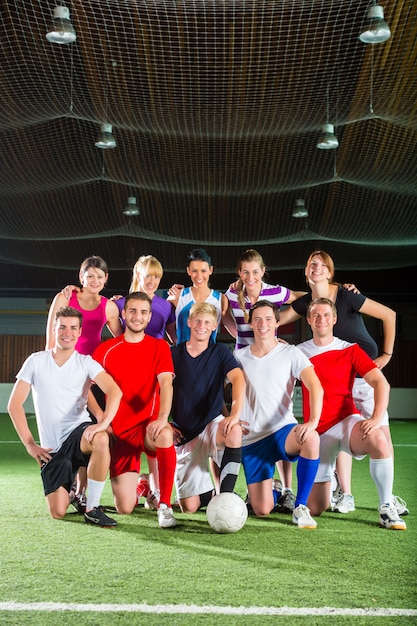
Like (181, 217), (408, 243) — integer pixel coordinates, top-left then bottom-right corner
(235, 342), (312, 446)
(17, 350), (104, 452)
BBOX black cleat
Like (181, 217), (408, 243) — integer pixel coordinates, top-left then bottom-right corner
(84, 506), (117, 527)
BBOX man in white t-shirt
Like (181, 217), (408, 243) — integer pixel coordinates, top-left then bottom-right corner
(8, 306), (122, 527)
(235, 300), (323, 529)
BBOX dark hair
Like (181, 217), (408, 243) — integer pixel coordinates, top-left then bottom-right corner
(79, 255), (109, 275)
(248, 299), (280, 324)
(123, 291), (152, 310)
(55, 306), (82, 326)
(187, 248), (212, 267)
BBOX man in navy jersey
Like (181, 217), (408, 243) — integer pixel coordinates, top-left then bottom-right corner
(170, 302), (246, 513)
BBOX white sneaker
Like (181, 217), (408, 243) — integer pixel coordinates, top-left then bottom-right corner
(392, 495), (409, 516)
(144, 489), (160, 510)
(333, 493), (355, 514)
(292, 504), (317, 529)
(157, 503), (177, 529)
(379, 503), (407, 530)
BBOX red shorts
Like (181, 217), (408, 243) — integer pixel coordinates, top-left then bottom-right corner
(110, 420), (157, 479)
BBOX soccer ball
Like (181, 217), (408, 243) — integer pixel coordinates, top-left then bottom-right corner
(206, 492), (248, 534)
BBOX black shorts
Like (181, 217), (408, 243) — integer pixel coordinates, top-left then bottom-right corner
(40, 422), (92, 496)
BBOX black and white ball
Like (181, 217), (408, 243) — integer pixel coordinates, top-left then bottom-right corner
(206, 492), (248, 534)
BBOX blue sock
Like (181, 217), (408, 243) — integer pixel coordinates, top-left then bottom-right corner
(295, 456), (320, 507)
(273, 488), (280, 506)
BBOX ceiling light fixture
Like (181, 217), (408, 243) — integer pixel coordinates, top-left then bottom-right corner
(359, 4), (391, 44)
(95, 59), (117, 149)
(317, 84), (339, 150)
(292, 199), (308, 219)
(46, 6), (77, 44)
(317, 123), (339, 150)
(95, 123), (116, 149)
(123, 196), (140, 216)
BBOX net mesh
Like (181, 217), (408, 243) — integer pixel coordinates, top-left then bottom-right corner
(0, 0), (416, 289)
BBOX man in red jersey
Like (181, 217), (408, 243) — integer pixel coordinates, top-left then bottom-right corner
(298, 297), (406, 531)
(93, 291), (177, 529)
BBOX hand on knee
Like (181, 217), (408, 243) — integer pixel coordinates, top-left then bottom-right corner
(302, 430), (320, 457)
(155, 425), (174, 448)
(91, 430), (110, 453)
(225, 423), (242, 448)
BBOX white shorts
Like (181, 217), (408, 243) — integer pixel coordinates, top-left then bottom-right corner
(175, 415), (225, 500)
(315, 415), (367, 483)
(353, 377), (389, 426)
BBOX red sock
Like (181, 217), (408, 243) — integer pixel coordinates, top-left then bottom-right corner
(155, 445), (176, 506)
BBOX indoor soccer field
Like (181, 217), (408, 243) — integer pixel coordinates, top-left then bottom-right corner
(0, 415), (415, 625)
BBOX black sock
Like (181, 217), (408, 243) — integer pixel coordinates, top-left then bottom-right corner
(199, 490), (215, 509)
(219, 446), (241, 493)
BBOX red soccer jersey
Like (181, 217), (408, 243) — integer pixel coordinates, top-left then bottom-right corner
(93, 335), (174, 436)
(299, 339), (377, 435)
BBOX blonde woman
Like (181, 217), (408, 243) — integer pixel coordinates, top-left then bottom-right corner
(113, 255), (177, 510)
(114, 255), (176, 343)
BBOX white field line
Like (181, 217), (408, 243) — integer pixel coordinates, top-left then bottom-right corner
(0, 603), (416, 616)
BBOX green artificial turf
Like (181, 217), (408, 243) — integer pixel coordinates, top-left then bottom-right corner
(0, 415), (416, 625)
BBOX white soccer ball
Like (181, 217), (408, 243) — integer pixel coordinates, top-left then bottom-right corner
(206, 492), (248, 534)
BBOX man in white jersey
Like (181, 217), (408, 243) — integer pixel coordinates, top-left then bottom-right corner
(8, 306), (122, 527)
(297, 297), (406, 531)
(235, 300), (323, 529)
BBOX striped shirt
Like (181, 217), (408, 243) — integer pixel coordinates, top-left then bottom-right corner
(226, 281), (290, 349)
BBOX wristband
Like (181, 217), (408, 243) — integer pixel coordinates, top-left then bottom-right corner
(383, 351), (393, 356)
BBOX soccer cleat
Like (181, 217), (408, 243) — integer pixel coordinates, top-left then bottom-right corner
(244, 491), (253, 513)
(379, 503), (407, 530)
(272, 479), (283, 495)
(330, 470), (342, 509)
(392, 495), (409, 516)
(145, 489), (160, 510)
(333, 493), (355, 514)
(330, 470), (339, 494)
(84, 506), (117, 528)
(70, 491), (87, 514)
(292, 504), (317, 529)
(157, 503), (177, 528)
(136, 474), (150, 503)
(277, 489), (296, 513)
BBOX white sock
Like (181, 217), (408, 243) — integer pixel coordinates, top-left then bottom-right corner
(86, 478), (105, 511)
(369, 457), (393, 506)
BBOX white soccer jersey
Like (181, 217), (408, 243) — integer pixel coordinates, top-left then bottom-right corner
(235, 342), (312, 445)
(17, 350), (104, 452)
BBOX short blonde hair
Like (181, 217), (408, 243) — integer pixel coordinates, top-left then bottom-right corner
(189, 302), (218, 322)
(307, 297), (337, 318)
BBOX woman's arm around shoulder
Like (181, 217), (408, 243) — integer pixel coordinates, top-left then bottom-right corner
(45, 292), (68, 349)
(105, 298), (124, 337)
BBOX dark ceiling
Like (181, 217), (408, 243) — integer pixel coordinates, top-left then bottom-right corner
(1, 1), (416, 299)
